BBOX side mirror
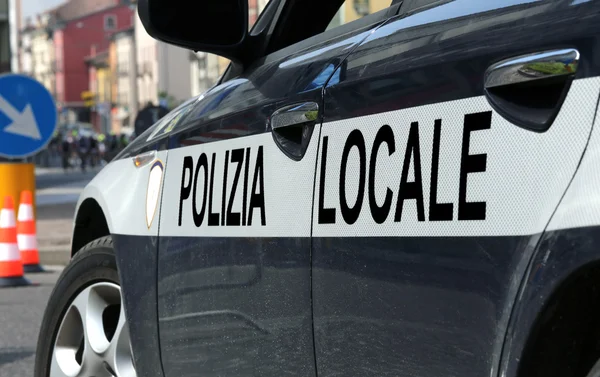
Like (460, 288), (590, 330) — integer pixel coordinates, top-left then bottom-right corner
(138, 0), (249, 63)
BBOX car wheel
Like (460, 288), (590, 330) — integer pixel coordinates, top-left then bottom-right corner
(34, 236), (137, 377)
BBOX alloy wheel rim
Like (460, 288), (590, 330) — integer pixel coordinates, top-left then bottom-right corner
(50, 282), (136, 377)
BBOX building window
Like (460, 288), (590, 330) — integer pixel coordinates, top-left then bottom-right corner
(118, 91), (129, 109)
(117, 52), (129, 76)
(104, 15), (117, 31)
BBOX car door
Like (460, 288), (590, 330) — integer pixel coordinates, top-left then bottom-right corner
(154, 0), (400, 375)
(312, 1), (600, 377)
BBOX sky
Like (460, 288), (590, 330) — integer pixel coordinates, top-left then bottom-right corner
(21, 0), (65, 23)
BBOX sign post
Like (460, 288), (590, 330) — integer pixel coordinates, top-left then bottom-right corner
(0, 73), (58, 214)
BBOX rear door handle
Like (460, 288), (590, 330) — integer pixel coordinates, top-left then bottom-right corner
(484, 48), (579, 132)
(270, 102), (319, 161)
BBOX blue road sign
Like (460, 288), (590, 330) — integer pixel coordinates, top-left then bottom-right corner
(0, 73), (58, 159)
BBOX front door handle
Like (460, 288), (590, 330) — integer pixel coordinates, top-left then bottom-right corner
(270, 102), (319, 161)
(484, 48), (579, 132)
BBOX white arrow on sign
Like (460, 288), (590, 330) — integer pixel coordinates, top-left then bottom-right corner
(0, 94), (41, 140)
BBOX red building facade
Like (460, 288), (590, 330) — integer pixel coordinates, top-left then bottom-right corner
(52, 2), (134, 121)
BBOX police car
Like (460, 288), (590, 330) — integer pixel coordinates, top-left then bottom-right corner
(34, 0), (600, 376)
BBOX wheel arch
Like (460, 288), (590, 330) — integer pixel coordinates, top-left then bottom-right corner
(500, 227), (600, 377)
(518, 259), (600, 377)
(71, 197), (111, 257)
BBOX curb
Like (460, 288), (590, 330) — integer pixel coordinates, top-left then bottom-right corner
(38, 238), (72, 247)
(29, 265), (65, 273)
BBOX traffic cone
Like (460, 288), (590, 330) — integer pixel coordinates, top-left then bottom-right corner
(17, 191), (45, 273)
(0, 196), (31, 287)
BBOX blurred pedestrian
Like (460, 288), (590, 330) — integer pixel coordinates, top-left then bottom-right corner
(98, 134), (106, 164)
(78, 135), (91, 172)
(119, 134), (129, 149)
(48, 133), (60, 167)
(61, 136), (72, 172)
(110, 134), (118, 152)
(89, 135), (98, 168)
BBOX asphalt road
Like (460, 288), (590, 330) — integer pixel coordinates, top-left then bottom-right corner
(36, 168), (100, 190)
(0, 268), (61, 377)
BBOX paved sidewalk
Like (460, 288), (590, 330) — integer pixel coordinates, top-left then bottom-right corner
(37, 203), (76, 266)
(36, 179), (87, 207)
(35, 166), (102, 190)
(35, 167), (66, 175)
(35, 178), (92, 266)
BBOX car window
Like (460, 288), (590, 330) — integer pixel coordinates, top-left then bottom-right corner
(264, 0), (397, 57)
(144, 96), (199, 142)
(326, 0), (393, 30)
(114, 96), (202, 159)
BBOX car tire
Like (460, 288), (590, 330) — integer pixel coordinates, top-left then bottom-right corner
(33, 236), (136, 377)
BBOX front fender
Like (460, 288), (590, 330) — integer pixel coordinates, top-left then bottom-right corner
(74, 151), (168, 237)
(73, 150), (169, 377)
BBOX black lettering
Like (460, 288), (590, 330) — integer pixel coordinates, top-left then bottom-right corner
(192, 153), (209, 227)
(340, 130), (366, 225)
(208, 153), (220, 226)
(221, 150), (229, 226)
(318, 136), (336, 224)
(178, 156), (194, 226)
(242, 147), (250, 226)
(429, 119), (453, 221)
(395, 122), (425, 222)
(458, 111), (491, 220)
(369, 125), (395, 224)
(227, 149), (243, 226)
(248, 146), (266, 226)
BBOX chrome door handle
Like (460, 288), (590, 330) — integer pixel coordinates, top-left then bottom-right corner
(483, 48), (579, 132)
(485, 48), (579, 88)
(271, 102), (319, 130)
(270, 102), (319, 161)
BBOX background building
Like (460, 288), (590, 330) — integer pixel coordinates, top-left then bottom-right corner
(85, 47), (110, 133)
(134, 10), (192, 109)
(190, 52), (220, 96)
(48, 0), (134, 123)
(19, 14), (56, 96)
(328, 0), (390, 28)
(111, 26), (138, 133)
(19, 19), (31, 73)
(1, 0), (10, 73)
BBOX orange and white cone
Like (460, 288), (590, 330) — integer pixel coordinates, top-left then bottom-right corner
(0, 196), (31, 287)
(17, 190), (45, 273)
